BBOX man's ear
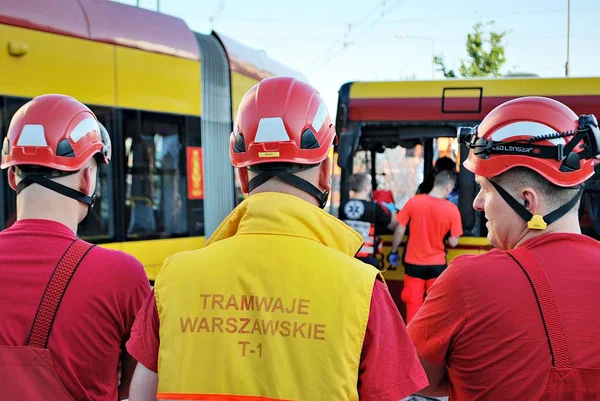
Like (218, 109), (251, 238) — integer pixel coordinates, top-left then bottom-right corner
(522, 187), (540, 213)
(238, 168), (249, 194)
(319, 157), (332, 191)
(79, 165), (95, 195)
(8, 168), (17, 191)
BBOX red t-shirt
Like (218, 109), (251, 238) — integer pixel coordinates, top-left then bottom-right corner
(397, 194), (463, 266)
(0, 219), (151, 401)
(408, 233), (600, 400)
(127, 280), (428, 401)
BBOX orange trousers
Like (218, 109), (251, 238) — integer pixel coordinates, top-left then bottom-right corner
(401, 275), (438, 323)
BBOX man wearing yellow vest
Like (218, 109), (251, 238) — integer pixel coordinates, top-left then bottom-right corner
(126, 76), (427, 401)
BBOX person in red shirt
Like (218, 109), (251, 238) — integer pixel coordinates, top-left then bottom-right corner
(409, 96), (600, 400)
(389, 170), (463, 323)
(0, 95), (150, 400)
(126, 77), (428, 401)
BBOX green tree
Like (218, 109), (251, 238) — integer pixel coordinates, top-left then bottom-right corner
(435, 21), (510, 78)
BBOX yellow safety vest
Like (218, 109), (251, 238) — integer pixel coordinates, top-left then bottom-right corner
(155, 192), (379, 401)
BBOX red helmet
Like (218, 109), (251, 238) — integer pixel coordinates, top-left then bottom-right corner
(1, 94), (111, 172)
(229, 76), (336, 208)
(462, 96), (600, 187)
(230, 76), (336, 168)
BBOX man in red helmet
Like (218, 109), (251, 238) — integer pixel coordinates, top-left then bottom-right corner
(0, 94), (150, 400)
(126, 77), (427, 401)
(408, 96), (600, 400)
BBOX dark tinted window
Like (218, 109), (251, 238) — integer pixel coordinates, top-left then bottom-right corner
(79, 106), (116, 241)
(123, 111), (188, 239)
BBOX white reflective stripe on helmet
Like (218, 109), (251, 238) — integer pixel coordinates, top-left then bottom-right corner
(69, 117), (100, 143)
(254, 117), (290, 143)
(17, 124), (47, 146)
(311, 101), (328, 133)
(491, 121), (566, 145)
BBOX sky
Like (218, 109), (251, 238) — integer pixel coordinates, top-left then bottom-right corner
(115, 0), (600, 120)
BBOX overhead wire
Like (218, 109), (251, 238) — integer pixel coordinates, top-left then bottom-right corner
(314, 0), (408, 68)
(208, 0), (227, 30)
(185, 5), (600, 26)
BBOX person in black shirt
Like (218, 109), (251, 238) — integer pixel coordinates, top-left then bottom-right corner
(340, 173), (397, 268)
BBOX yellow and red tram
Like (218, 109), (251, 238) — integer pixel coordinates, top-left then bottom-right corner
(0, 0), (307, 280)
(333, 76), (600, 314)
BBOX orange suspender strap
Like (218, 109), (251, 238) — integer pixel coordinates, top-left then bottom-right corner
(506, 247), (573, 368)
(27, 239), (95, 349)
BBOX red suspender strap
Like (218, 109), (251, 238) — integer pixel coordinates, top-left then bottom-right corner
(506, 246), (573, 368)
(27, 239), (95, 349)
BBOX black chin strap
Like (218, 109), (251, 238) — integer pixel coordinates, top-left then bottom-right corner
(488, 179), (583, 230)
(248, 170), (329, 209)
(16, 174), (96, 208)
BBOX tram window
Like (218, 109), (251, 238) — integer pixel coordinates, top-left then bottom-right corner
(79, 106), (116, 242)
(352, 145), (424, 210)
(123, 111), (188, 239)
(434, 137), (458, 162)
